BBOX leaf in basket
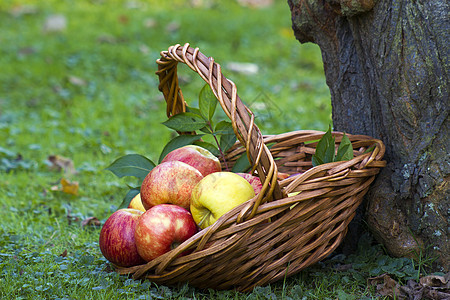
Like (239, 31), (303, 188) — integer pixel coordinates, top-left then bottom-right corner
(336, 133), (353, 162)
(199, 84), (218, 121)
(162, 112), (207, 132)
(232, 152), (252, 173)
(312, 125), (335, 167)
(105, 154), (155, 180)
(220, 132), (237, 153)
(193, 141), (220, 157)
(214, 120), (235, 135)
(215, 121), (237, 153)
(118, 187), (140, 209)
(158, 134), (204, 163)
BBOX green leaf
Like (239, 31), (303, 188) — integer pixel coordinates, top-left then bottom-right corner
(311, 155), (324, 167)
(364, 145), (376, 154)
(105, 154), (155, 180)
(214, 120), (235, 135)
(199, 84), (217, 121)
(220, 133), (237, 153)
(231, 152), (251, 173)
(336, 133), (353, 162)
(162, 112), (207, 132)
(185, 106), (203, 118)
(312, 125), (335, 167)
(118, 188), (140, 209)
(215, 121), (237, 153)
(158, 134), (204, 163)
(193, 141), (220, 157)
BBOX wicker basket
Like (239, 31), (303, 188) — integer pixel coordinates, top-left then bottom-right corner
(116, 43), (386, 292)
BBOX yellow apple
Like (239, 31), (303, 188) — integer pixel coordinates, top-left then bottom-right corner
(128, 193), (146, 212)
(190, 172), (255, 229)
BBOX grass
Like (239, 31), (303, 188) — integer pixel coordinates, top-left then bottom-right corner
(0, 0), (431, 299)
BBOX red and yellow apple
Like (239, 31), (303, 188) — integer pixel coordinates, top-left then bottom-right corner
(190, 172), (255, 229)
(134, 204), (198, 262)
(128, 193), (146, 212)
(161, 145), (221, 177)
(140, 161), (203, 210)
(99, 208), (146, 267)
(237, 173), (263, 195)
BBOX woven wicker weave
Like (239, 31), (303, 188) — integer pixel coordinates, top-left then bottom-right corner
(116, 43), (386, 291)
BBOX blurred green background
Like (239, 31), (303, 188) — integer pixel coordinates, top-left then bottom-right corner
(0, 0), (330, 166)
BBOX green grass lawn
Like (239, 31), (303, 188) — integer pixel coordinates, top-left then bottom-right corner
(0, 1), (431, 299)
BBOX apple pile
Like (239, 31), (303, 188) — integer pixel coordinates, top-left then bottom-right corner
(99, 145), (263, 267)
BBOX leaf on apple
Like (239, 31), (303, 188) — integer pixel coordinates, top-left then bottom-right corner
(158, 134), (204, 163)
(105, 154), (155, 180)
(162, 112), (207, 132)
(119, 188), (140, 209)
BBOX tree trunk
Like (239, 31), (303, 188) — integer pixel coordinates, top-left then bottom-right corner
(288, 0), (449, 271)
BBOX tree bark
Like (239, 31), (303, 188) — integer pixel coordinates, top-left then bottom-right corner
(288, 0), (449, 271)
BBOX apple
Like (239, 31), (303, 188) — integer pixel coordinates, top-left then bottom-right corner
(161, 145), (221, 177)
(237, 173), (263, 195)
(128, 193), (146, 212)
(99, 208), (146, 267)
(277, 172), (291, 180)
(134, 204), (198, 262)
(190, 172), (255, 229)
(140, 161), (203, 210)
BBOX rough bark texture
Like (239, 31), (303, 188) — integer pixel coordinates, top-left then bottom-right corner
(288, 0), (449, 271)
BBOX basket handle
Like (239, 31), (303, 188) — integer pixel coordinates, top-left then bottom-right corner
(156, 43), (283, 220)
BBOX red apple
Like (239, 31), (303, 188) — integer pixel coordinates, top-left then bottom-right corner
(161, 145), (221, 177)
(140, 161), (203, 210)
(134, 204), (198, 262)
(99, 208), (146, 267)
(277, 172), (291, 180)
(237, 173), (263, 195)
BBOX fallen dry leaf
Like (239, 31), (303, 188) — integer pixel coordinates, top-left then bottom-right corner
(81, 217), (101, 228)
(51, 178), (79, 195)
(61, 178), (79, 195)
(368, 273), (450, 300)
(48, 155), (77, 175)
(420, 274), (448, 288)
(368, 274), (403, 299)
